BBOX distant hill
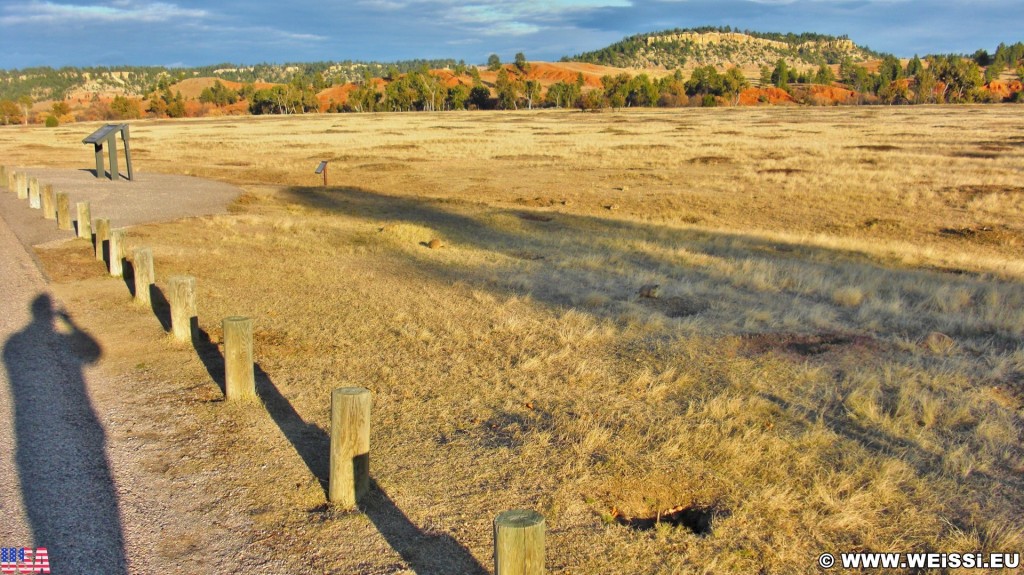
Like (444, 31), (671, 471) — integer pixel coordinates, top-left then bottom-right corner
(0, 59), (459, 101)
(565, 27), (881, 70)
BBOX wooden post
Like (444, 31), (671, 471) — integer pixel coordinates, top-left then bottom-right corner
(329, 387), (371, 508)
(223, 316), (256, 402)
(94, 218), (110, 261)
(41, 185), (55, 220)
(108, 229), (125, 277)
(6, 169), (13, 193)
(0, 166), (6, 187)
(16, 172), (27, 200)
(494, 510), (545, 575)
(76, 201), (92, 240)
(56, 193), (72, 231)
(132, 248), (154, 305)
(168, 275), (197, 343)
(28, 177), (40, 209)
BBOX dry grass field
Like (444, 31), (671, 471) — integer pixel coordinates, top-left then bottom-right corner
(2, 105), (1023, 574)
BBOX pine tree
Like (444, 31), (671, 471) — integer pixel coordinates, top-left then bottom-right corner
(515, 52), (530, 74)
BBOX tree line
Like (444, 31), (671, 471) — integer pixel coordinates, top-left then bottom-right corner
(3, 45), (1023, 125)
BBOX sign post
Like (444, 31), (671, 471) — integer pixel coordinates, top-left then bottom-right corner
(315, 161), (328, 187)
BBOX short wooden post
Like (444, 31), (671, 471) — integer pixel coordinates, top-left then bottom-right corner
(94, 218), (110, 261)
(329, 387), (371, 508)
(168, 275), (197, 343)
(16, 172), (27, 200)
(223, 317), (256, 402)
(108, 229), (125, 277)
(5, 169), (14, 193)
(41, 185), (55, 220)
(28, 177), (40, 209)
(56, 193), (72, 230)
(132, 248), (154, 305)
(494, 510), (545, 575)
(0, 166), (6, 187)
(76, 201), (92, 240)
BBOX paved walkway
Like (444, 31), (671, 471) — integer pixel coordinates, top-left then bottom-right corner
(0, 169), (242, 574)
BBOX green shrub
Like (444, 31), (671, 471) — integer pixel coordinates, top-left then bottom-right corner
(44, 115), (59, 127)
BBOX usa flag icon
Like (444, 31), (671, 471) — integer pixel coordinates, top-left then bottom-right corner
(0, 547), (50, 574)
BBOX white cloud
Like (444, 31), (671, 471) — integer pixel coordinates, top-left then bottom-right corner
(0, 0), (208, 25)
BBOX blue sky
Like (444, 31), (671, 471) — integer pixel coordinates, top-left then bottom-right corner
(1, 0), (1021, 69)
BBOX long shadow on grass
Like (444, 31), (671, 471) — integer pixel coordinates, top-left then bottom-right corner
(759, 392), (1024, 511)
(191, 334), (487, 575)
(280, 185), (1024, 352)
(278, 185), (1024, 504)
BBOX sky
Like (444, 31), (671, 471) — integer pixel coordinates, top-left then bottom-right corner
(1, 0), (1022, 69)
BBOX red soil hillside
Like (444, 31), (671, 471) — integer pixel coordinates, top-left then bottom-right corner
(171, 78), (278, 99)
(315, 78), (390, 110)
(738, 87), (795, 105)
(807, 85), (860, 104)
(982, 79), (1023, 99)
(477, 62), (659, 88)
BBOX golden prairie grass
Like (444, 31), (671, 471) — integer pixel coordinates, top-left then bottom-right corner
(5, 106), (1024, 574)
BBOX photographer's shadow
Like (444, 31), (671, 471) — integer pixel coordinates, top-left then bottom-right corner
(2, 294), (127, 573)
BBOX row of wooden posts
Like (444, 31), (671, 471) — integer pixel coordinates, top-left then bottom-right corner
(2, 165), (545, 574)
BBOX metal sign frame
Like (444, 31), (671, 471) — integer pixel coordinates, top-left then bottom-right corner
(83, 124), (134, 181)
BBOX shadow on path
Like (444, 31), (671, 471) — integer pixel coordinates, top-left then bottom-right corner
(190, 336), (487, 575)
(2, 294), (128, 574)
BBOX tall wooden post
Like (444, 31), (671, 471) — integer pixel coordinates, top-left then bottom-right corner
(28, 177), (40, 209)
(16, 172), (27, 200)
(108, 229), (124, 277)
(168, 275), (197, 343)
(132, 248), (154, 305)
(76, 201), (92, 240)
(41, 185), (56, 220)
(330, 387), (371, 508)
(494, 510), (545, 575)
(223, 317), (256, 402)
(55, 193), (72, 231)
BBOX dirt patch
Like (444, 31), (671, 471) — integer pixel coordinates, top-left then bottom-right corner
(376, 144), (420, 151)
(741, 332), (878, 358)
(355, 162), (409, 171)
(613, 144), (673, 151)
(758, 168), (805, 176)
(937, 185), (1024, 209)
(493, 154), (561, 161)
(613, 505), (721, 536)
(689, 156), (732, 165)
(938, 225), (1023, 246)
(952, 151), (1000, 160)
(639, 296), (707, 318)
(860, 218), (901, 232)
(518, 212), (554, 223)
(515, 197), (568, 208)
(849, 144), (901, 152)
